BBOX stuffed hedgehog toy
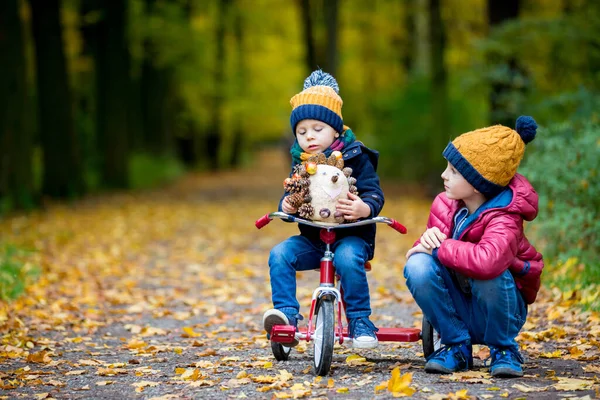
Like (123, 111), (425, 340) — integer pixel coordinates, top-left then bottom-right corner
(283, 151), (359, 225)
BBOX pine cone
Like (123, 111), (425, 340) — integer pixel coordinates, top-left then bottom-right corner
(335, 158), (344, 169)
(298, 165), (309, 178)
(347, 177), (357, 186)
(343, 167), (353, 177)
(349, 185), (358, 195)
(298, 203), (314, 219)
(299, 178), (310, 188)
(284, 179), (304, 193)
(326, 154), (337, 166)
(317, 153), (326, 164)
(287, 193), (305, 208)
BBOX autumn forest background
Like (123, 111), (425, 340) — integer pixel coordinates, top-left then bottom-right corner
(1, 0), (599, 306)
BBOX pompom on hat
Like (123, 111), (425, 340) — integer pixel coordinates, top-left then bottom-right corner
(442, 116), (538, 198)
(290, 70), (344, 134)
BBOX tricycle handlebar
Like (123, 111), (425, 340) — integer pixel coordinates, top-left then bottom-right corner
(255, 212), (407, 234)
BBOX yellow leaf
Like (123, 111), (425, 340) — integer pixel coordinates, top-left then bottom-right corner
(540, 350), (562, 358)
(182, 327), (201, 338)
(553, 377), (594, 391)
(375, 382), (388, 393)
(500, 392), (509, 397)
(327, 378), (335, 388)
(387, 368), (415, 396)
(512, 383), (548, 393)
(336, 387), (349, 393)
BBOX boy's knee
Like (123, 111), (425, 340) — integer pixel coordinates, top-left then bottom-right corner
(269, 242), (293, 265)
(403, 253), (438, 284)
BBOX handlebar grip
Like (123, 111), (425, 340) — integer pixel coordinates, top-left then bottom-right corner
(255, 214), (272, 229)
(389, 219), (408, 234)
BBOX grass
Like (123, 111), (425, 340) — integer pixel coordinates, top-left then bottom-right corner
(0, 244), (40, 302)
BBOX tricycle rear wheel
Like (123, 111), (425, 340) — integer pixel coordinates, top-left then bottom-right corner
(271, 341), (292, 361)
(422, 316), (441, 358)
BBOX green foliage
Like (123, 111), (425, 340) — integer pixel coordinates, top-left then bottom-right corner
(520, 120), (600, 292)
(0, 245), (40, 301)
(374, 75), (487, 180)
(128, 153), (186, 190)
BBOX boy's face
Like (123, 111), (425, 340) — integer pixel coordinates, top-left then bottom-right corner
(295, 119), (338, 154)
(441, 162), (478, 200)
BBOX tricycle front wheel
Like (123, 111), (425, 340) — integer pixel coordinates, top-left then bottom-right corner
(313, 294), (335, 376)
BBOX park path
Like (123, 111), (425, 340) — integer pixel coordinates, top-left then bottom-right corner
(0, 149), (598, 399)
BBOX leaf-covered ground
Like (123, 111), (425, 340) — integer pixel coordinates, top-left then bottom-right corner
(1, 150), (599, 399)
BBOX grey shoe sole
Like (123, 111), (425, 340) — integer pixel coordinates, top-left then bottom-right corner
(491, 367), (524, 378)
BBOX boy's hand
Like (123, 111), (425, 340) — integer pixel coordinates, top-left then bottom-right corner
(337, 192), (371, 220)
(406, 243), (433, 259)
(281, 196), (298, 214)
(420, 227), (447, 250)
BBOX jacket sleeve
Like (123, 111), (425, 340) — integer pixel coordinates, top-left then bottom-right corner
(435, 215), (520, 280)
(354, 154), (384, 217)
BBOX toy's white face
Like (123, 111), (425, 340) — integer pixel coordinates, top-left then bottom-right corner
(309, 164), (349, 224)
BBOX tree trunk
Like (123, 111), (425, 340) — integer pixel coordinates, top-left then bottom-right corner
(141, 0), (173, 156)
(0, 0), (35, 209)
(229, 1), (245, 167)
(205, 0), (228, 170)
(428, 0), (449, 189)
(488, 0), (520, 126)
(174, 0), (199, 167)
(298, 0), (316, 73)
(324, 0), (339, 77)
(96, 0), (130, 188)
(402, 0), (416, 74)
(30, 0), (84, 198)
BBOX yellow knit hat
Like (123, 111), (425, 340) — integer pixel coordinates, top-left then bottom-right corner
(442, 116), (538, 197)
(290, 70), (344, 134)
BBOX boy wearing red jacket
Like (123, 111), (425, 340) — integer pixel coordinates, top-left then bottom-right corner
(404, 116), (543, 378)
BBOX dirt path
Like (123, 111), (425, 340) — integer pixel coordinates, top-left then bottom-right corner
(1, 149), (598, 399)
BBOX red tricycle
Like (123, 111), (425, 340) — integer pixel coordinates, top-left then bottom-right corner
(255, 212), (441, 376)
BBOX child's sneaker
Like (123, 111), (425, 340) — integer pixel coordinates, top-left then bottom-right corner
(262, 309), (299, 347)
(488, 346), (524, 378)
(425, 341), (473, 373)
(348, 317), (379, 349)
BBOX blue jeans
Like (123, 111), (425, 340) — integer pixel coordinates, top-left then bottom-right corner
(403, 253), (527, 350)
(269, 235), (372, 320)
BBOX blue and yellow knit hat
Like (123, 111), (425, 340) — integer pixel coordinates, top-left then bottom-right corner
(442, 116), (538, 198)
(290, 70), (344, 134)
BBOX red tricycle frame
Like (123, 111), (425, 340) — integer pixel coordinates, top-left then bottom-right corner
(256, 212), (438, 376)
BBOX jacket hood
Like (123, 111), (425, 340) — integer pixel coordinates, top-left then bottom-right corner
(506, 174), (539, 221)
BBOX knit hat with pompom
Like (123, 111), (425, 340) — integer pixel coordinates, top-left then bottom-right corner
(442, 116), (538, 198)
(290, 70), (344, 134)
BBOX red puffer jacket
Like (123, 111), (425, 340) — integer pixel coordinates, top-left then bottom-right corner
(423, 174), (544, 304)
